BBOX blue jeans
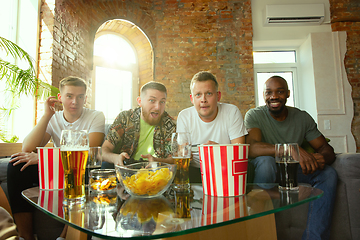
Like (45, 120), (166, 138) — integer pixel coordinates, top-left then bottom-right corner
(250, 156), (338, 240)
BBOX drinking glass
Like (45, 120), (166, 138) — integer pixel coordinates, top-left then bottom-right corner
(60, 130), (89, 205)
(86, 147), (102, 186)
(171, 132), (191, 192)
(275, 143), (300, 191)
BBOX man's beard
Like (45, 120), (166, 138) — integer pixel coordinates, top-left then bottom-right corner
(141, 108), (162, 126)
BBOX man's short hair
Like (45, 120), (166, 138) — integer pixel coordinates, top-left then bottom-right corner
(140, 81), (167, 96)
(265, 76), (289, 91)
(190, 71), (219, 92)
(59, 76), (87, 92)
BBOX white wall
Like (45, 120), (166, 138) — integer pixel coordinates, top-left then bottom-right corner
(252, 0), (331, 49)
(251, 0), (356, 153)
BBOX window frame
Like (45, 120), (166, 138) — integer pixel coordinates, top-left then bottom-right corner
(253, 49), (299, 107)
(92, 32), (139, 119)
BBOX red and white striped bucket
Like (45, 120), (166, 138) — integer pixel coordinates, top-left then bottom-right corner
(38, 189), (64, 218)
(198, 144), (249, 197)
(37, 147), (64, 190)
(201, 194), (248, 226)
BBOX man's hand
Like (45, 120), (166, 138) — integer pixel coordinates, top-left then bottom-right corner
(115, 152), (130, 166)
(299, 147), (320, 175)
(204, 140), (218, 145)
(10, 152), (38, 171)
(313, 153), (326, 170)
(141, 154), (155, 162)
(44, 96), (62, 116)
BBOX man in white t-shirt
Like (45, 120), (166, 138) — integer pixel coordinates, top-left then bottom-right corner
(7, 76), (105, 240)
(177, 71), (248, 182)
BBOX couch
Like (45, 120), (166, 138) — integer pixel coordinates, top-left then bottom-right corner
(275, 153), (360, 240)
(1, 144), (359, 240)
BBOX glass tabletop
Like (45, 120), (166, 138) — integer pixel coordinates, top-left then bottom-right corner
(22, 183), (322, 239)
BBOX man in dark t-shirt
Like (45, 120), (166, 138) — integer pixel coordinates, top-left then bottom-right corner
(244, 76), (337, 240)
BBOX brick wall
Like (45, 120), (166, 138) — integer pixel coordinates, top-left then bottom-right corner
(39, 0), (254, 119)
(330, 0), (360, 152)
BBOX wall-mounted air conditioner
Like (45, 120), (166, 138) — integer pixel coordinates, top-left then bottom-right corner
(265, 4), (325, 25)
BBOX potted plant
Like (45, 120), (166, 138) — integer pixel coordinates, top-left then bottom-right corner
(0, 36), (59, 142)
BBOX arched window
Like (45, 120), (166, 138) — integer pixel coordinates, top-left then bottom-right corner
(92, 33), (139, 124)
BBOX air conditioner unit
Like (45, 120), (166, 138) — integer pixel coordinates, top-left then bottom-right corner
(265, 4), (325, 25)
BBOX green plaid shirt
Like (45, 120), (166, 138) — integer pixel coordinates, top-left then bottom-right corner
(106, 107), (176, 158)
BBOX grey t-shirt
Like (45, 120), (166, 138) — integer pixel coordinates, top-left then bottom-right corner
(244, 106), (321, 145)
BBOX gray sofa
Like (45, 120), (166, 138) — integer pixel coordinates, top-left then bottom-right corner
(275, 153), (360, 240)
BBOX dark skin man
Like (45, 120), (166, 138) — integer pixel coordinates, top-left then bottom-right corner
(246, 76), (336, 175)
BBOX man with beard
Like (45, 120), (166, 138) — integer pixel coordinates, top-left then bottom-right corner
(102, 82), (176, 166)
(244, 76), (337, 240)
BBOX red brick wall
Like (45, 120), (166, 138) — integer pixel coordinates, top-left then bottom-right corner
(330, 0), (360, 152)
(39, 0), (254, 118)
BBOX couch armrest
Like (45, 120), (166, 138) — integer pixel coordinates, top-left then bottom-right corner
(331, 153), (360, 179)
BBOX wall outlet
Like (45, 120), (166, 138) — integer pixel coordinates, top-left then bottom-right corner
(324, 120), (331, 130)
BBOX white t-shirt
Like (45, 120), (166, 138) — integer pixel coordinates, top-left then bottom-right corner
(176, 103), (248, 167)
(46, 108), (105, 147)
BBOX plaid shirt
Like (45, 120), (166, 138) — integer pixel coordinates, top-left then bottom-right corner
(106, 107), (176, 158)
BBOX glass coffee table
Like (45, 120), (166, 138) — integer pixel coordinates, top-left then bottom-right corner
(22, 183), (322, 239)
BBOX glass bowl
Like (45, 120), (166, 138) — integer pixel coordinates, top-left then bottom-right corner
(89, 169), (117, 192)
(115, 162), (176, 198)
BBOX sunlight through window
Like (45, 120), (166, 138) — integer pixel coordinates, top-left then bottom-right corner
(94, 34), (136, 65)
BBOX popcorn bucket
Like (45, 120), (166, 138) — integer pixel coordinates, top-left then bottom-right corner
(37, 147), (64, 190)
(201, 194), (248, 226)
(198, 144), (249, 197)
(38, 189), (64, 218)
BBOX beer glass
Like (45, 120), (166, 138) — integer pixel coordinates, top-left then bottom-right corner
(60, 130), (89, 205)
(171, 132), (191, 192)
(275, 143), (300, 191)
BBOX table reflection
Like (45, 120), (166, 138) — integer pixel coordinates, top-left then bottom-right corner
(22, 183), (323, 239)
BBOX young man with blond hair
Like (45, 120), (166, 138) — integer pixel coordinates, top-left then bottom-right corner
(7, 76), (105, 240)
(176, 71), (248, 182)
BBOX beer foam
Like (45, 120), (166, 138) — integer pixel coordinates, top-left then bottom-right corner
(60, 146), (89, 151)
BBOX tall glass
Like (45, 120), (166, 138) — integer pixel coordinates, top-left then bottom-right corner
(275, 143), (300, 191)
(171, 132), (191, 192)
(60, 130), (89, 205)
(85, 147), (102, 186)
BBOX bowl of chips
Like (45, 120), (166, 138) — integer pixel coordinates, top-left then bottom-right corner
(89, 169), (117, 192)
(115, 162), (176, 198)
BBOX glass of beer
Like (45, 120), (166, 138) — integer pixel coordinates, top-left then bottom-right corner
(275, 143), (300, 191)
(60, 130), (89, 205)
(171, 132), (191, 192)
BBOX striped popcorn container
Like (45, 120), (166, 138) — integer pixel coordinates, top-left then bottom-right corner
(201, 194), (248, 226)
(37, 147), (64, 190)
(198, 144), (250, 197)
(38, 189), (64, 218)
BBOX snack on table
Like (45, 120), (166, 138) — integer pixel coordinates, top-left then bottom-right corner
(122, 168), (173, 196)
(90, 169), (117, 191)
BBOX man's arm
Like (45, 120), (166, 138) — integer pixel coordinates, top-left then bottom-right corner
(22, 96), (59, 152)
(102, 140), (129, 166)
(308, 135), (336, 165)
(246, 128), (276, 158)
(89, 132), (105, 147)
(231, 136), (246, 144)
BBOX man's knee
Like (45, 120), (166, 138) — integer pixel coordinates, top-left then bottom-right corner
(251, 156), (277, 183)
